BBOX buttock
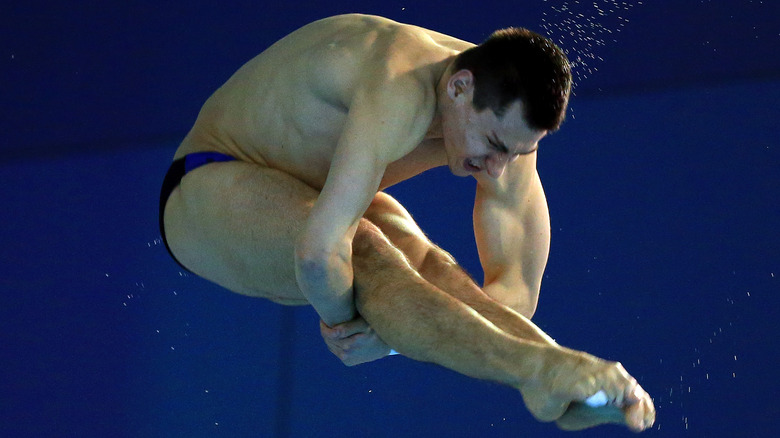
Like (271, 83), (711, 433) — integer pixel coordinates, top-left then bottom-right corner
(159, 152), (238, 270)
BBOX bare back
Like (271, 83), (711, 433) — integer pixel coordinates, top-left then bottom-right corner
(175, 14), (474, 190)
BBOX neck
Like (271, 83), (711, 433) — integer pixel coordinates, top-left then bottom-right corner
(425, 56), (457, 140)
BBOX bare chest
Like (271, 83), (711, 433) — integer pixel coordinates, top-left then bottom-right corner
(269, 129), (445, 191)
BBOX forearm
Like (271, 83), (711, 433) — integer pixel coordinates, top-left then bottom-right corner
(294, 244), (357, 327)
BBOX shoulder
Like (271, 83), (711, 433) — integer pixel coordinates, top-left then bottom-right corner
(341, 24), (450, 159)
(342, 74), (435, 164)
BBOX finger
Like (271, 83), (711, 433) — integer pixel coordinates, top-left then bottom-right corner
(321, 318), (368, 339)
(337, 333), (364, 351)
(323, 337), (344, 358)
(326, 342), (342, 356)
(338, 318), (370, 337)
(320, 320), (343, 340)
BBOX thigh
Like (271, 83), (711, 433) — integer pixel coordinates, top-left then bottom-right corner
(163, 162), (434, 304)
(163, 160), (317, 304)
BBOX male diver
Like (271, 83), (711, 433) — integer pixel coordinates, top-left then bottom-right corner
(159, 14), (655, 432)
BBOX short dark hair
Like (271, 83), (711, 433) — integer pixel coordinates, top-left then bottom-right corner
(453, 28), (571, 131)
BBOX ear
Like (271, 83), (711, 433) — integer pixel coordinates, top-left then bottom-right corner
(446, 69), (475, 100)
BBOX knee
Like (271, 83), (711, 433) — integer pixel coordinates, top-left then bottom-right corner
(362, 209), (431, 270)
(350, 220), (394, 307)
(351, 218), (412, 277)
(352, 218), (388, 258)
(417, 246), (458, 278)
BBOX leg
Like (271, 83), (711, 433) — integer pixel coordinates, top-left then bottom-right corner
(350, 219), (551, 387)
(359, 193), (655, 430)
(163, 163), (652, 430)
(164, 161), (548, 386)
(362, 192), (554, 345)
(163, 160), (315, 304)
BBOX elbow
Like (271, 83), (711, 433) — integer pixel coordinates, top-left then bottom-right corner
(513, 284), (540, 319)
(295, 242), (323, 271)
(514, 302), (538, 320)
(295, 230), (341, 270)
(294, 244), (354, 316)
(294, 240), (352, 297)
(484, 281), (539, 319)
(500, 290), (537, 319)
(294, 241), (332, 287)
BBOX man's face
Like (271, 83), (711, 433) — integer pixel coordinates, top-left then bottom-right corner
(442, 98), (547, 179)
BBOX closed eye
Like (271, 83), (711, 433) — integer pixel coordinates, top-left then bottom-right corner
(488, 136), (522, 159)
(487, 137), (509, 154)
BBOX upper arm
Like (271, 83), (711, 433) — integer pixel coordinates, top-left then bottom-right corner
(299, 70), (433, 258)
(473, 155), (551, 315)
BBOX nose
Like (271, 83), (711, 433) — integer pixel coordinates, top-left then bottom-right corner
(485, 154), (509, 178)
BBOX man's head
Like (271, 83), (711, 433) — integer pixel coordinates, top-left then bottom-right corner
(438, 28), (571, 179)
(453, 27), (572, 132)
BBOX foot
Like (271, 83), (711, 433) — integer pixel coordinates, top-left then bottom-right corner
(519, 346), (655, 432)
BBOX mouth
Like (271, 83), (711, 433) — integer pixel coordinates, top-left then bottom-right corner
(463, 158), (482, 173)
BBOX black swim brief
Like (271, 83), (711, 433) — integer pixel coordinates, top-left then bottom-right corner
(158, 151), (237, 270)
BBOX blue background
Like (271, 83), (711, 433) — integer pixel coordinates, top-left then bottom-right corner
(1, 1), (778, 437)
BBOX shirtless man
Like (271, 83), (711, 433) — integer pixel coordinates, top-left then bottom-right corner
(159, 14), (655, 432)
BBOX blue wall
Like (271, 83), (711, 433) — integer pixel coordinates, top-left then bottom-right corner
(2, 1), (778, 437)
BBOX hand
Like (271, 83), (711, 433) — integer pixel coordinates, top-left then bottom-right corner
(520, 347), (655, 432)
(320, 317), (393, 366)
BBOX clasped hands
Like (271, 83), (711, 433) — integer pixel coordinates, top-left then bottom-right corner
(320, 316), (394, 366)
